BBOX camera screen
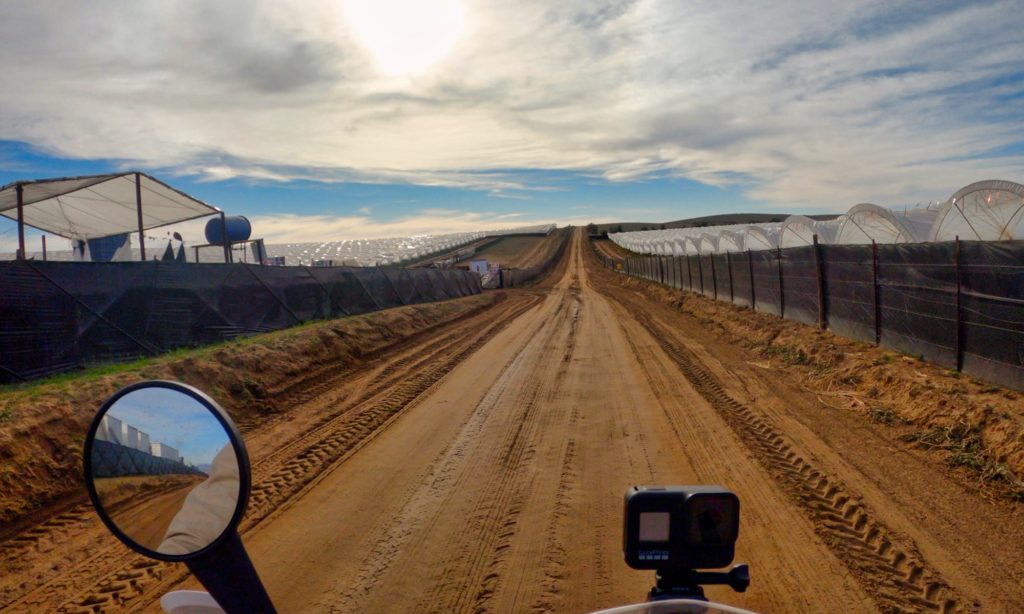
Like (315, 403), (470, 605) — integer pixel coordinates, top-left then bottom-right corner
(638, 512), (670, 542)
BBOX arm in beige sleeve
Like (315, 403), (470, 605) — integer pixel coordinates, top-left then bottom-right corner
(158, 444), (239, 556)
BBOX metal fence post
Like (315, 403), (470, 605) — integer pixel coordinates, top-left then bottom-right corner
(777, 246), (785, 318)
(955, 237), (964, 372)
(748, 249), (756, 311)
(813, 234), (826, 330)
(872, 241), (881, 344)
(686, 255), (693, 291)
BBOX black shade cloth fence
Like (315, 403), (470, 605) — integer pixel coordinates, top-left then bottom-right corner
(596, 240), (1024, 392)
(0, 261), (482, 383)
(91, 439), (204, 478)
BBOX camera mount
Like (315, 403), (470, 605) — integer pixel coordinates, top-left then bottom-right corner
(648, 563), (750, 601)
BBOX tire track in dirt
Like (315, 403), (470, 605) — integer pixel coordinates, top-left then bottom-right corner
(0, 296), (511, 592)
(411, 291), (578, 614)
(604, 284), (962, 613)
(529, 437), (577, 613)
(2, 294), (543, 614)
(328, 324), (538, 611)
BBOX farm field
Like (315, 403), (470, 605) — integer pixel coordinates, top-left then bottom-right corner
(0, 229), (1021, 613)
(472, 234), (555, 268)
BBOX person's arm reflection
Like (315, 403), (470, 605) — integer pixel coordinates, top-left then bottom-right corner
(158, 444), (239, 555)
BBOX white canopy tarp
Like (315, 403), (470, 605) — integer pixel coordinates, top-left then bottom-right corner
(0, 172), (220, 241)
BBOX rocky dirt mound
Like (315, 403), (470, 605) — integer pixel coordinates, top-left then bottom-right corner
(0, 294), (497, 529)
(610, 272), (1024, 500)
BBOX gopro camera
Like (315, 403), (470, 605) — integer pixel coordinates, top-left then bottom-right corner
(623, 485), (739, 570)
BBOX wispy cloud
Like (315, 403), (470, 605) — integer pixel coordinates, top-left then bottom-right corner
(0, 0), (1021, 210)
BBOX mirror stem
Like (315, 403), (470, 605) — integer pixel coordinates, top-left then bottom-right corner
(186, 531), (276, 614)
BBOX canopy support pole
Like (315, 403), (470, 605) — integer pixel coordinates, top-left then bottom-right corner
(16, 184), (25, 260)
(135, 173), (146, 260)
(221, 212), (231, 263)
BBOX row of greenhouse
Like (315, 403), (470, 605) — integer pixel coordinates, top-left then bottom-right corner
(609, 180), (1024, 255)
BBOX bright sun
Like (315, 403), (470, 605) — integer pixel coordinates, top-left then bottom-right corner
(344, 0), (465, 76)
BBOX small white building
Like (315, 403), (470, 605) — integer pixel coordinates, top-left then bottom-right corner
(121, 424), (139, 450)
(150, 442), (181, 463)
(97, 415), (123, 445)
(137, 431), (151, 454)
(469, 259), (489, 275)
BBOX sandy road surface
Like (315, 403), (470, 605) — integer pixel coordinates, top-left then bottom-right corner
(5, 228), (1021, 612)
(241, 230), (879, 613)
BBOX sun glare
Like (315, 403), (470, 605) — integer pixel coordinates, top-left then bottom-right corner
(344, 0), (465, 76)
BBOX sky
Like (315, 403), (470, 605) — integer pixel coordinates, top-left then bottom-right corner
(109, 387), (232, 467)
(1, 0), (1023, 251)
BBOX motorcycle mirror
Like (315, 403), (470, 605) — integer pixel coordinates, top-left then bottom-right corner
(83, 381), (251, 561)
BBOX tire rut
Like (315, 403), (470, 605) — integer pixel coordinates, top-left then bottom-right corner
(415, 295), (573, 614)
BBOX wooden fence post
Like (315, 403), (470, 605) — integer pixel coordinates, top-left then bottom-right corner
(777, 246), (785, 318)
(872, 241), (881, 344)
(748, 249), (756, 311)
(813, 234), (826, 330)
(710, 254), (718, 299)
(726, 251), (734, 303)
(955, 237), (964, 372)
(697, 255), (705, 295)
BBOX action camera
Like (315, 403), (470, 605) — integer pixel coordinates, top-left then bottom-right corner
(623, 485), (739, 570)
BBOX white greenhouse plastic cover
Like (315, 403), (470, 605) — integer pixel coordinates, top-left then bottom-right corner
(717, 231), (744, 253)
(930, 180), (1024, 241)
(742, 226), (779, 251)
(598, 179), (1024, 258)
(0, 172), (220, 241)
(835, 203), (938, 244)
(779, 215), (842, 248)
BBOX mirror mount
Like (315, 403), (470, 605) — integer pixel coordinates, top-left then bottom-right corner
(187, 530), (276, 613)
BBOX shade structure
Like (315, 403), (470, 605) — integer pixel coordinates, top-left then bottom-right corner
(0, 172), (220, 241)
(930, 180), (1024, 241)
(835, 203), (937, 244)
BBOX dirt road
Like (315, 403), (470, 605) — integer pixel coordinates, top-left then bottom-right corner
(238, 229), (878, 613)
(4, 228), (1021, 612)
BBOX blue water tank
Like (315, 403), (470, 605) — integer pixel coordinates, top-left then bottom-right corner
(205, 216), (252, 245)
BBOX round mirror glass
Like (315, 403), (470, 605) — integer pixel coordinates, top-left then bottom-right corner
(88, 384), (242, 557)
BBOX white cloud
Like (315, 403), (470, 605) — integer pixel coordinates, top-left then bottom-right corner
(0, 0), (1021, 210)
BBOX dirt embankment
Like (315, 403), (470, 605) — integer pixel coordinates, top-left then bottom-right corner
(474, 233), (562, 268)
(592, 237), (634, 260)
(0, 293), (498, 529)
(595, 251), (1024, 498)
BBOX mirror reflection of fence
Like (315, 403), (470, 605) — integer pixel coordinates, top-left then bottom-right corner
(97, 414), (185, 466)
